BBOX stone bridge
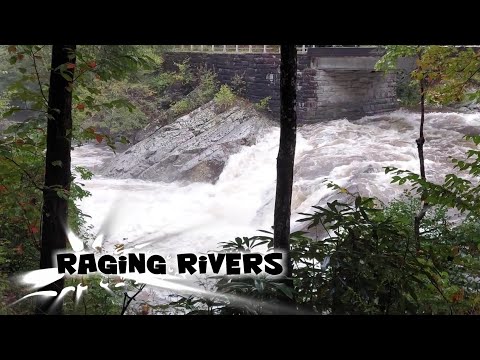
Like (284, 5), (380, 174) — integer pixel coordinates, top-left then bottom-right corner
(163, 47), (414, 123)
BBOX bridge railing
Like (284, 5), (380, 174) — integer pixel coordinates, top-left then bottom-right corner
(171, 45), (281, 53)
(171, 45), (328, 54)
(172, 45), (382, 54)
(170, 45), (377, 54)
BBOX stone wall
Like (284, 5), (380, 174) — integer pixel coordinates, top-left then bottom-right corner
(162, 52), (398, 123)
(300, 70), (398, 122)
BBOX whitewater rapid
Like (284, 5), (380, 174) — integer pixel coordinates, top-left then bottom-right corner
(71, 110), (480, 256)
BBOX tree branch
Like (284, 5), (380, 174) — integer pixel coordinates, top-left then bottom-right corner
(30, 49), (48, 106)
(72, 67), (89, 83)
(1, 155), (43, 191)
(457, 65), (480, 94)
(121, 284), (146, 315)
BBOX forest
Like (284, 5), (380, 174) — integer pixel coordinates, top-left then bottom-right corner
(2, 45), (480, 315)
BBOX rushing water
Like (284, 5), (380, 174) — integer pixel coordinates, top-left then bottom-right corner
(71, 110), (480, 258)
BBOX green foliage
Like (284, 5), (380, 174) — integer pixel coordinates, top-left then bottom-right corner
(170, 99), (192, 116)
(214, 84), (236, 112)
(149, 72), (177, 94)
(170, 68), (218, 117)
(69, 166), (93, 237)
(74, 82), (150, 139)
(0, 45), (161, 313)
(375, 45), (419, 72)
(230, 72), (246, 95)
(292, 186), (474, 315)
(147, 59), (193, 94)
(72, 55), (220, 136)
(0, 119), (46, 275)
(254, 96), (272, 111)
(63, 275), (124, 315)
(76, 45), (159, 83)
(219, 236), (272, 251)
(196, 68), (218, 102)
(0, 45), (161, 148)
(395, 75), (421, 107)
(0, 46), (51, 117)
(376, 45), (480, 106)
(0, 119), (96, 274)
(0, 117), (95, 313)
(172, 60), (194, 85)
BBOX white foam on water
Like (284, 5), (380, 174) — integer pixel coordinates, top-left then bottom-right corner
(71, 110), (480, 256)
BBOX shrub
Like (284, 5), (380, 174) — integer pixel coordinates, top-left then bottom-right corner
(196, 68), (218, 102)
(171, 99), (193, 116)
(148, 72), (177, 94)
(214, 85), (236, 112)
(230, 72), (246, 95)
(254, 96), (271, 111)
(396, 72), (421, 107)
(169, 68), (219, 118)
(173, 59), (194, 84)
(148, 60), (193, 94)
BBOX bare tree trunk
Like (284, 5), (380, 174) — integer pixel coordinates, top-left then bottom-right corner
(414, 78), (428, 252)
(417, 78), (426, 180)
(273, 44), (297, 284)
(35, 45), (76, 315)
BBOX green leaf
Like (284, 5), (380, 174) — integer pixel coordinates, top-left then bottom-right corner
(60, 72), (73, 82)
(52, 160), (63, 167)
(273, 282), (294, 300)
(2, 107), (21, 118)
(119, 136), (130, 145)
(56, 189), (69, 200)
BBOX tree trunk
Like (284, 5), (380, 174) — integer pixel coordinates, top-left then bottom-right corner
(417, 78), (426, 180)
(414, 77), (428, 252)
(35, 45), (76, 315)
(273, 44), (297, 283)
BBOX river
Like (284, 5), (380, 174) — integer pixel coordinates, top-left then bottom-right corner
(70, 109), (480, 303)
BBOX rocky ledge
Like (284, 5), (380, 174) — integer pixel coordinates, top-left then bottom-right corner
(100, 100), (276, 183)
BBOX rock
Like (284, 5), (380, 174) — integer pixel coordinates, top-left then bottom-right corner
(100, 100), (276, 183)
